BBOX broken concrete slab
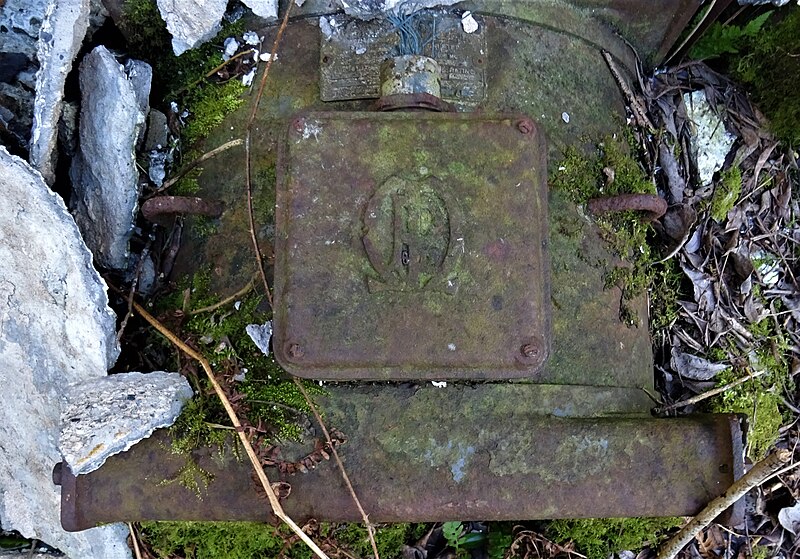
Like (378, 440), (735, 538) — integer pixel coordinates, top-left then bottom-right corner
(29, 0), (91, 186)
(0, 146), (130, 559)
(156, 0), (228, 55)
(60, 372), (193, 475)
(70, 45), (151, 270)
(242, 0), (277, 20)
(684, 90), (735, 187)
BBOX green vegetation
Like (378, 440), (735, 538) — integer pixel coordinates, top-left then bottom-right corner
(709, 316), (794, 460)
(122, 0), (246, 148)
(139, 521), (426, 559)
(710, 166), (742, 222)
(689, 6), (800, 146)
(546, 517), (683, 559)
(690, 11), (772, 60)
(551, 135), (663, 325)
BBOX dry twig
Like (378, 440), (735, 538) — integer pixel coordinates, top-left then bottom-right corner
(187, 274), (256, 315)
(654, 369), (768, 414)
(129, 299), (330, 559)
(128, 523), (143, 559)
(655, 449), (793, 559)
(294, 378), (381, 559)
(157, 139), (243, 193)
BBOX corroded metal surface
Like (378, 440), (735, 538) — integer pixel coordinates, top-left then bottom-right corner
(588, 193), (668, 222)
(320, 11), (486, 106)
(274, 111), (550, 380)
(57, 400), (743, 530)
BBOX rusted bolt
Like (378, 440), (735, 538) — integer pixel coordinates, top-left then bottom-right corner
(516, 119), (534, 135)
(286, 342), (304, 360)
(521, 343), (539, 357)
(141, 196), (224, 221)
(292, 118), (305, 133)
(587, 193), (668, 223)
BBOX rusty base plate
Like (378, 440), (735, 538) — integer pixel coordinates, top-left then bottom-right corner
(274, 111), (550, 380)
(56, 393), (744, 530)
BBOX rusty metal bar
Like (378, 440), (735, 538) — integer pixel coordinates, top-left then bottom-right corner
(57, 385), (743, 530)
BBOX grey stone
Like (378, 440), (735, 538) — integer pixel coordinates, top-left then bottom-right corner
(60, 372), (193, 475)
(29, 0), (91, 186)
(0, 146), (130, 559)
(57, 101), (79, 158)
(336, 0), (462, 19)
(156, 0), (228, 56)
(144, 109), (169, 151)
(241, 0), (278, 20)
(0, 0), (48, 58)
(70, 46), (151, 270)
(246, 321), (273, 356)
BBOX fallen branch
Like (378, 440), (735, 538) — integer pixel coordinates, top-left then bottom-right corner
(654, 369), (767, 414)
(130, 299), (330, 559)
(655, 449), (793, 559)
(294, 378), (381, 559)
(157, 139), (243, 194)
(187, 274), (256, 316)
(128, 523), (143, 559)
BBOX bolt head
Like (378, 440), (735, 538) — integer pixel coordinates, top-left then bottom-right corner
(516, 119), (534, 135)
(521, 343), (539, 357)
(286, 342), (304, 360)
(292, 118), (305, 133)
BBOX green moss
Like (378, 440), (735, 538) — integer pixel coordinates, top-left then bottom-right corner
(551, 135), (662, 325)
(182, 80), (247, 146)
(139, 521), (286, 559)
(709, 317), (793, 459)
(334, 523), (427, 559)
(546, 517), (682, 559)
(122, 0), (247, 148)
(732, 7), (800, 145)
(710, 166), (742, 222)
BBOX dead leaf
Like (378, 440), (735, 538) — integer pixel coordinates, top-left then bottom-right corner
(681, 263), (717, 313)
(671, 343), (728, 380)
(695, 525), (725, 559)
(778, 502), (800, 535)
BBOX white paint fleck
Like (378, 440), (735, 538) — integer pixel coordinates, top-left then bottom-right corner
(432, 381), (447, 388)
(461, 11), (478, 33)
(447, 343), (456, 351)
(561, 111), (570, 123)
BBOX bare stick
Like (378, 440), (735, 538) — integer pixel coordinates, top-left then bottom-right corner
(294, 378), (381, 559)
(654, 369), (767, 414)
(187, 275), (256, 315)
(128, 523), (143, 559)
(157, 139), (243, 193)
(655, 449), (792, 559)
(130, 299), (330, 559)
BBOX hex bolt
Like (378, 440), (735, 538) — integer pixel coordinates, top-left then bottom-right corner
(292, 118), (305, 133)
(287, 343), (304, 360)
(516, 119), (533, 135)
(521, 343), (539, 358)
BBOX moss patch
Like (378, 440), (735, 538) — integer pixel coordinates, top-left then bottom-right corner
(710, 166), (742, 222)
(546, 517), (682, 559)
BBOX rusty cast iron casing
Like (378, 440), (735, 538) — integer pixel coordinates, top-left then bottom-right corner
(274, 112), (550, 380)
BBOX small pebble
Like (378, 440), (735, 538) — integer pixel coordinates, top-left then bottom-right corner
(223, 37), (239, 61)
(561, 111), (570, 124)
(461, 11), (478, 33)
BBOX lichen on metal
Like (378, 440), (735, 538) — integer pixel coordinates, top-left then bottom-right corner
(273, 111), (550, 380)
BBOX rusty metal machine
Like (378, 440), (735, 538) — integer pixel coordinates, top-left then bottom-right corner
(56, 0), (745, 529)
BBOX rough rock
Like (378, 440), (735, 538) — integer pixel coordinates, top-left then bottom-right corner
(70, 46), (151, 270)
(242, 0), (278, 19)
(683, 90), (735, 187)
(156, 0), (228, 55)
(0, 146), (130, 558)
(0, 0), (47, 152)
(144, 109), (169, 151)
(337, 0), (462, 19)
(60, 372), (193, 475)
(29, 0), (91, 186)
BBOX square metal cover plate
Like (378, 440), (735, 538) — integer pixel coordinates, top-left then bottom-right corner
(274, 111), (550, 380)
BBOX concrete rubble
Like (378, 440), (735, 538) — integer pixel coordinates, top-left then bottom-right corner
(337, 0), (462, 19)
(70, 45), (151, 270)
(60, 372), (193, 475)
(29, 0), (90, 186)
(0, 147), (131, 559)
(683, 90), (735, 187)
(156, 0), (229, 55)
